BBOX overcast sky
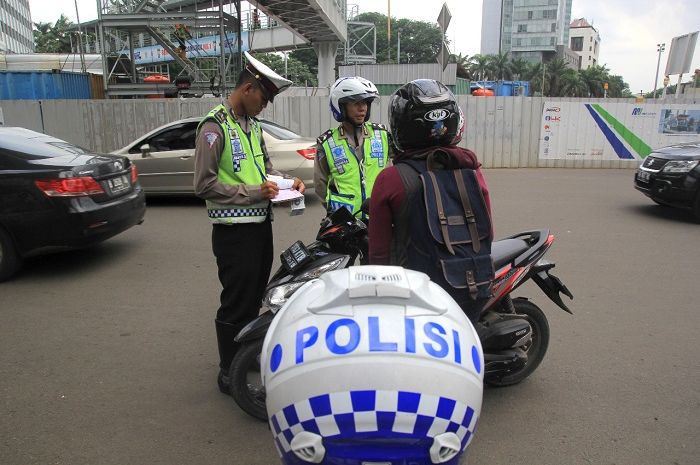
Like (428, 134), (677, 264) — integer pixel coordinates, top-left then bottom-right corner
(28, 0), (699, 94)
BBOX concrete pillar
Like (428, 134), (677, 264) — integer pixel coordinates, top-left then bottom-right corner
(313, 41), (339, 88)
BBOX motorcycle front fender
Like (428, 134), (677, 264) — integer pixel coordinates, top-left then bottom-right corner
(531, 264), (574, 314)
(234, 311), (275, 343)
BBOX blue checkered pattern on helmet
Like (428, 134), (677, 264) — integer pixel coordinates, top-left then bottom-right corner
(269, 390), (478, 460)
(207, 207), (268, 218)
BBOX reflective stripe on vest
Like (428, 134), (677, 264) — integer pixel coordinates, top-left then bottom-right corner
(198, 105), (269, 224)
(322, 123), (389, 214)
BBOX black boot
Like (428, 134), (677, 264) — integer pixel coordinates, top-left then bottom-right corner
(215, 319), (244, 395)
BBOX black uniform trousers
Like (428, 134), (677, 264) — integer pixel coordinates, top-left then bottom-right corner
(212, 219), (273, 371)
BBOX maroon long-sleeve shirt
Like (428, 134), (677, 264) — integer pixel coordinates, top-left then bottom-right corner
(368, 146), (493, 265)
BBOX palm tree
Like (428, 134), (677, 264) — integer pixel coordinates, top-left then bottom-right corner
(560, 70), (589, 97)
(450, 52), (474, 79)
(488, 51), (511, 81)
(509, 57), (530, 81)
(579, 65), (608, 98)
(469, 54), (491, 81)
(544, 58), (570, 97)
(527, 62), (549, 96)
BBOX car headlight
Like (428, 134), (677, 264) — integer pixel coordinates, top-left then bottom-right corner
(263, 282), (306, 311)
(296, 257), (347, 281)
(662, 160), (699, 173)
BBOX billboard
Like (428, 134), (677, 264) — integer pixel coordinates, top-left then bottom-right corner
(664, 31), (698, 76)
(124, 32), (249, 65)
(539, 102), (700, 161)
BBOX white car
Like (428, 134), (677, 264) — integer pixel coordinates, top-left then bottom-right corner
(112, 118), (316, 195)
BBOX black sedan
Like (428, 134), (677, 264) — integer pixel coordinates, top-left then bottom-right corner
(634, 142), (700, 221)
(0, 127), (146, 281)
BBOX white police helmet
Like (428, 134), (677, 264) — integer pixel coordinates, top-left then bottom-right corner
(329, 76), (379, 122)
(262, 265), (484, 465)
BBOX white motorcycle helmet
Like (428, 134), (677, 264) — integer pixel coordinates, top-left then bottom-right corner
(329, 76), (379, 123)
(262, 265), (484, 465)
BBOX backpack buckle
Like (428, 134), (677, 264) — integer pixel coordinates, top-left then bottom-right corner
(466, 270), (478, 300)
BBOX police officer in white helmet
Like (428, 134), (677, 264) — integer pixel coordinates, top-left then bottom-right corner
(314, 77), (393, 218)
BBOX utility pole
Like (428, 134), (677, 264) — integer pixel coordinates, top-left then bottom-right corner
(397, 29), (401, 64)
(653, 43), (665, 98)
(541, 62), (545, 96)
(387, 0), (391, 62)
(74, 0), (86, 73)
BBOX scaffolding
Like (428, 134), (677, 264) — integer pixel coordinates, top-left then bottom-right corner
(93, 0), (244, 98)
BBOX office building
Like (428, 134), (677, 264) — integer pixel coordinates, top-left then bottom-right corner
(481, 0), (573, 64)
(569, 18), (600, 69)
(0, 0), (34, 54)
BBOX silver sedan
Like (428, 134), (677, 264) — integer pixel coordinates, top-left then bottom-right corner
(112, 117), (316, 195)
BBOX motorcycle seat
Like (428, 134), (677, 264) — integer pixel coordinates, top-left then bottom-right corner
(491, 238), (530, 270)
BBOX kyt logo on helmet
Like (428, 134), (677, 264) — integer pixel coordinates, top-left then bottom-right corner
(424, 109), (451, 122)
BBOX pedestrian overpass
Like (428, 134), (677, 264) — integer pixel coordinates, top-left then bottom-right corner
(92, 0), (347, 96)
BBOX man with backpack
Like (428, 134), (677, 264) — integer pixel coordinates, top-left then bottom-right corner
(368, 79), (493, 323)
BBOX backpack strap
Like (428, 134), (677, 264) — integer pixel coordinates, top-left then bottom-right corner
(395, 161), (421, 194)
(453, 171), (481, 253)
(426, 170), (456, 255)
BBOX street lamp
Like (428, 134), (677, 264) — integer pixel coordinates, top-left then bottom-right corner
(653, 43), (665, 99)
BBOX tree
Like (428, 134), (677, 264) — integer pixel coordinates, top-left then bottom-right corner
(253, 53), (317, 87)
(606, 74), (631, 98)
(449, 52), (473, 79)
(579, 65), (608, 98)
(527, 61), (548, 96)
(289, 48), (319, 77)
(351, 13), (444, 64)
(509, 57), (530, 81)
(469, 54), (491, 81)
(560, 69), (588, 97)
(488, 52), (511, 81)
(544, 58), (569, 97)
(33, 14), (74, 53)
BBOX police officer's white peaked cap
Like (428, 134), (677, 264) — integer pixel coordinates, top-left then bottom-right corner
(244, 51), (292, 102)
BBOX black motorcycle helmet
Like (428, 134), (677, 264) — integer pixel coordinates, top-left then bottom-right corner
(389, 79), (461, 152)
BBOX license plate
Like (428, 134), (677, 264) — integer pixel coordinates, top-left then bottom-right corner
(637, 170), (650, 182)
(108, 174), (130, 193)
(281, 240), (312, 272)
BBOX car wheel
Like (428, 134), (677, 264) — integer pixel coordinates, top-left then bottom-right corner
(0, 227), (22, 282)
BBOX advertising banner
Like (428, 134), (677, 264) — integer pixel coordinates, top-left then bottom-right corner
(539, 102), (700, 161)
(126, 32), (250, 65)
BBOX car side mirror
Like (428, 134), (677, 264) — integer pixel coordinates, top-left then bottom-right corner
(139, 144), (151, 157)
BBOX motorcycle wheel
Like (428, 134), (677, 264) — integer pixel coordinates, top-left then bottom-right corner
(230, 339), (268, 421)
(486, 298), (550, 387)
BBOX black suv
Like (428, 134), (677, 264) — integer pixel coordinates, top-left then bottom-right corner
(634, 142), (700, 221)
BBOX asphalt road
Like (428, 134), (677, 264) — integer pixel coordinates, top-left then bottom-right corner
(1, 169), (698, 465)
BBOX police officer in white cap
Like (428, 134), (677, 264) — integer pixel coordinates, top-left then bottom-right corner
(194, 51), (305, 395)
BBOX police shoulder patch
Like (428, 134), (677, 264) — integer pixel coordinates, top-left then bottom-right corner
(371, 122), (387, 131)
(214, 109), (228, 124)
(317, 129), (333, 145)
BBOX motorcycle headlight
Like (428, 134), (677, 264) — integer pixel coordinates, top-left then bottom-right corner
(662, 160), (699, 173)
(296, 257), (347, 281)
(263, 282), (306, 311)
